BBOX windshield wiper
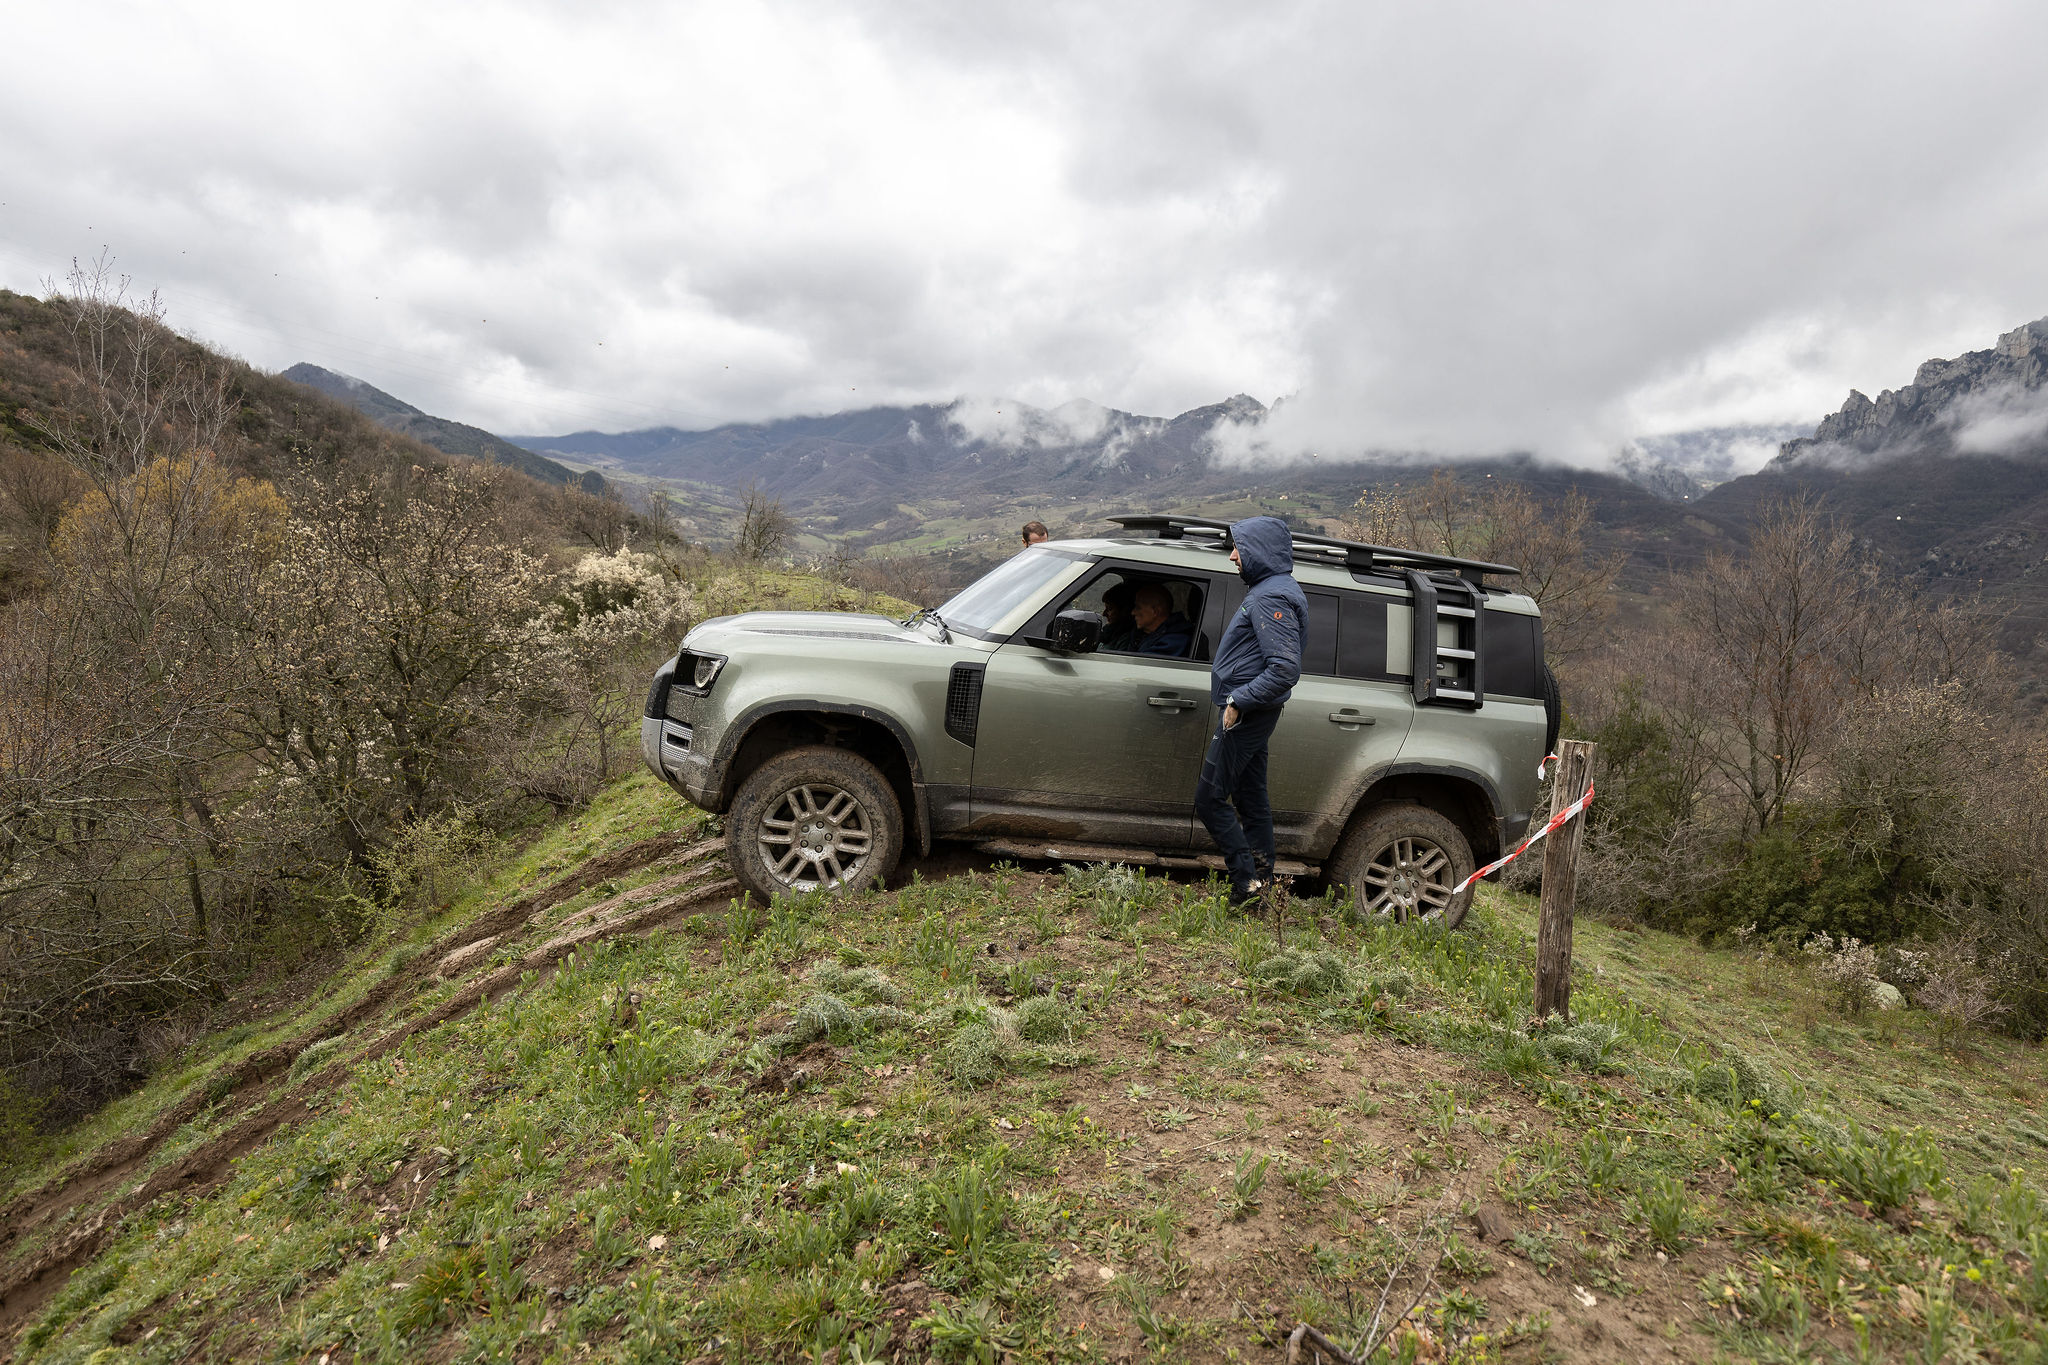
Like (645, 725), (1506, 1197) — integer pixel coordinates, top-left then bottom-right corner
(903, 606), (952, 642)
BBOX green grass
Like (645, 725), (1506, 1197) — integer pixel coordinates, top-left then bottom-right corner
(13, 805), (2048, 1363)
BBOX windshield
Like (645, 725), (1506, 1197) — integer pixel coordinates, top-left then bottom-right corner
(935, 549), (1079, 636)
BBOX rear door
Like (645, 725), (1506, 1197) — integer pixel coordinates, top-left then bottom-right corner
(1199, 583), (1415, 859)
(970, 562), (1220, 848)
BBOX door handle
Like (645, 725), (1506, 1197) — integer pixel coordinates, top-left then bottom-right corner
(1148, 696), (1198, 711)
(1328, 711), (1376, 726)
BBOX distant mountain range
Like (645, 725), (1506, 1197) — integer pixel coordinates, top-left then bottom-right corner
(501, 315), (2048, 668)
(283, 364), (601, 492)
(506, 395), (1774, 506)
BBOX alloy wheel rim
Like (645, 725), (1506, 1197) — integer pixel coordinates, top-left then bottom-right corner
(1360, 835), (1455, 920)
(757, 782), (874, 889)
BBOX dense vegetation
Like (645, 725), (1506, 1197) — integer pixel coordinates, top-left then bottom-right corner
(0, 267), (746, 1126)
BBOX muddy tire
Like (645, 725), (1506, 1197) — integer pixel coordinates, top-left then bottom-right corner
(1325, 802), (1476, 928)
(728, 745), (904, 902)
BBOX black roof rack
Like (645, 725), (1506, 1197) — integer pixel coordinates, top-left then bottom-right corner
(1104, 514), (1520, 586)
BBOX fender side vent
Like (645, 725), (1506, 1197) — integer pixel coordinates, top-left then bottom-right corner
(945, 663), (987, 745)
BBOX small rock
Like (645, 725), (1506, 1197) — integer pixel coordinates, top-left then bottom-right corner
(1572, 1285), (1598, 1308)
(1472, 1206), (1513, 1243)
(1097, 1265), (1116, 1281)
(648, 1234), (667, 1251)
(1869, 980), (1906, 1010)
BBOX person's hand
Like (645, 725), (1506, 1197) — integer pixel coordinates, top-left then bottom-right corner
(1223, 703), (1240, 730)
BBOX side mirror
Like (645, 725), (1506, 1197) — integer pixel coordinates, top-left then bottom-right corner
(1048, 609), (1104, 654)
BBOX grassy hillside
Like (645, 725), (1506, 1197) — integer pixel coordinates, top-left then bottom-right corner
(5, 774), (2046, 1364)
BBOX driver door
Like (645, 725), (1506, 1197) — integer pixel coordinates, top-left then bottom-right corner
(969, 565), (1216, 847)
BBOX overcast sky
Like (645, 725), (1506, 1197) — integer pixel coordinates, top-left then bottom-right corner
(4, 0), (2046, 467)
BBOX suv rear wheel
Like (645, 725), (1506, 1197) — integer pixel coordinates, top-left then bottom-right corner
(729, 746), (904, 902)
(1326, 802), (1476, 928)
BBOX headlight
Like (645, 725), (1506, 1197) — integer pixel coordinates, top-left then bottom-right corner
(688, 653), (726, 691)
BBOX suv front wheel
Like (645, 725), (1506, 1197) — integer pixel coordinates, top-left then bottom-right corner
(1326, 802), (1476, 928)
(729, 746), (904, 902)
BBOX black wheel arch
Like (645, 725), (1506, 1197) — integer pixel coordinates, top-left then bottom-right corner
(712, 701), (931, 855)
(1339, 765), (1503, 868)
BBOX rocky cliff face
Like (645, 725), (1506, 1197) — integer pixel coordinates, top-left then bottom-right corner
(1777, 318), (2048, 464)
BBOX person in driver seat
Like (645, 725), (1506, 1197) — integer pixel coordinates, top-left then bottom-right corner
(1130, 581), (1194, 657)
(1100, 581), (1139, 651)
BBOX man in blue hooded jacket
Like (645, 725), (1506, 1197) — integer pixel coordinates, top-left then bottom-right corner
(1197, 516), (1306, 906)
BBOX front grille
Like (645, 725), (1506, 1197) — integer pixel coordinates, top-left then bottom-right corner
(945, 663), (986, 746)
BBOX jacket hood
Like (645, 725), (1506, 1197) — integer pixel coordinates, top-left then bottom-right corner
(1231, 516), (1295, 585)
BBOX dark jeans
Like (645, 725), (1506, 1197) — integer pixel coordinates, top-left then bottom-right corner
(1194, 704), (1282, 890)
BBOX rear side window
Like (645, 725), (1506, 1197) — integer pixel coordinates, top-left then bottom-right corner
(1336, 592), (1397, 681)
(1484, 609), (1545, 698)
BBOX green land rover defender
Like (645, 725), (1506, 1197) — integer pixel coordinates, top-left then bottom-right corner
(640, 516), (1559, 924)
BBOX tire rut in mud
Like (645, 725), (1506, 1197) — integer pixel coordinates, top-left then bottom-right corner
(0, 834), (731, 1340)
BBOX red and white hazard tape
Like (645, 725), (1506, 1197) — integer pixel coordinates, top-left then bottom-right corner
(1450, 779), (1595, 895)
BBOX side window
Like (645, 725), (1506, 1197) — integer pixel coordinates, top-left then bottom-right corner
(1054, 568), (1208, 660)
(1484, 609), (1545, 698)
(1336, 592), (1398, 682)
(1302, 590), (1340, 676)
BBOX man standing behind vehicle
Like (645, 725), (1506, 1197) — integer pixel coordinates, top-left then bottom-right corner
(1020, 520), (1050, 548)
(1195, 516), (1305, 907)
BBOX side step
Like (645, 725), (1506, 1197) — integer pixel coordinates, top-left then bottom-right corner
(975, 839), (1316, 878)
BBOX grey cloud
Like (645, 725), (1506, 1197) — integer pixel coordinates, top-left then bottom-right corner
(1948, 383), (2048, 457)
(3, 0), (2046, 461)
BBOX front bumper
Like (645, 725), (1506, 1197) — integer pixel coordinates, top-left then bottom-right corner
(640, 715), (722, 810)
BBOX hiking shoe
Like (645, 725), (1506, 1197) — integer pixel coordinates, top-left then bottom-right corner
(1228, 879), (1266, 911)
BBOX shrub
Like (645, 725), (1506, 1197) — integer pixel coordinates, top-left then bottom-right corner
(1800, 932), (1879, 1018)
(1912, 941), (2010, 1044)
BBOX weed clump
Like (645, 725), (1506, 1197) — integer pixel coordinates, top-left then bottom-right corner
(1251, 947), (1352, 997)
(1538, 1020), (1624, 1074)
(751, 968), (915, 1062)
(805, 959), (903, 1006)
(287, 1035), (350, 1083)
(1011, 994), (1080, 1043)
(1803, 1121), (1947, 1211)
(1685, 1045), (1790, 1113)
(1364, 966), (1414, 1000)
(1064, 861), (1168, 927)
(941, 1023), (1009, 1088)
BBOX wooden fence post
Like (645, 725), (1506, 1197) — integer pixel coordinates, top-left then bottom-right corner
(1533, 738), (1595, 1023)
